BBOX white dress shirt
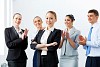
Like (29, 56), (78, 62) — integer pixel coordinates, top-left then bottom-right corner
(41, 26), (54, 55)
(14, 26), (22, 38)
(86, 22), (100, 56)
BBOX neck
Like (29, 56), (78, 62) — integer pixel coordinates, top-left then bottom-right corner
(14, 25), (19, 29)
(67, 26), (73, 30)
(91, 21), (97, 25)
(47, 26), (53, 30)
(37, 27), (43, 30)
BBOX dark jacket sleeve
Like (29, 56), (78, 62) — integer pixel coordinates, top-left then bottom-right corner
(21, 36), (28, 50)
(30, 31), (40, 50)
(47, 29), (61, 52)
(4, 28), (23, 49)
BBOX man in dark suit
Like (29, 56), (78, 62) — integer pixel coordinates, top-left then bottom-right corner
(4, 13), (28, 67)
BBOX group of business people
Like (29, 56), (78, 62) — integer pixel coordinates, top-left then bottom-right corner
(4, 9), (100, 67)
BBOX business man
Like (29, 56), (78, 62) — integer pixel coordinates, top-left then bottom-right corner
(79, 9), (100, 67)
(4, 13), (28, 67)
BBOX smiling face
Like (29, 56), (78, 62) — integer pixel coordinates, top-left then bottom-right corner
(13, 13), (22, 27)
(45, 11), (57, 28)
(64, 16), (73, 28)
(33, 16), (43, 29)
(87, 9), (99, 25)
(87, 13), (98, 24)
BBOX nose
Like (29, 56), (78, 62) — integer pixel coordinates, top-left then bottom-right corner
(47, 18), (50, 22)
(65, 21), (67, 24)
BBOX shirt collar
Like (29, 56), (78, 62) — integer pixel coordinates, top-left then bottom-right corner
(13, 26), (21, 33)
(44, 26), (54, 32)
(91, 22), (99, 28)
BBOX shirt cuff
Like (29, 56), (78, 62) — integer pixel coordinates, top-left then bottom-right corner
(86, 41), (91, 46)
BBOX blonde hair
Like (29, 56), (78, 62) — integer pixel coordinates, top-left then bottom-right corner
(33, 16), (43, 23)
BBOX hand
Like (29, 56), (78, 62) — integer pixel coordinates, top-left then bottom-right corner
(65, 31), (70, 39)
(24, 28), (29, 37)
(52, 42), (57, 46)
(79, 37), (87, 46)
(79, 35), (85, 41)
(21, 28), (28, 40)
(61, 30), (65, 39)
(47, 42), (58, 46)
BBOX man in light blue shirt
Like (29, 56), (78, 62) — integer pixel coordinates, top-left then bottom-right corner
(79, 9), (100, 67)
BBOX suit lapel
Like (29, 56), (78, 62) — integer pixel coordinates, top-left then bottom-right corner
(47, 29), (55, 44)
(11, 26), (19, 38)
(38, 30), (45, 43)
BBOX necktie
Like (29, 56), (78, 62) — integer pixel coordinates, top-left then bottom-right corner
(86, 27), (93, 55)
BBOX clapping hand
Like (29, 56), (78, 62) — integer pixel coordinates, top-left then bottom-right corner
(61, 30), (65, 39)
(78, 35), (87, 46)
(21, 28), (28, 40)
(65, 31), (70, 39)
(24, 28), (28, 37)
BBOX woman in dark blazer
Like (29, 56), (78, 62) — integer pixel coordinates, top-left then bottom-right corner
(30, 11), (61, 67)
(4, 13), (28, 67)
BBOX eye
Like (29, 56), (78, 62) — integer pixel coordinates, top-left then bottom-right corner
(38, 20), (40, 22)
(50, 18), (53, 19)
(67, 19), (70, 21)
(19, 18), (21, 20)
(15, 18), (17, 19)
(46, 18), (48, 19)
(34, 21), (37, 23)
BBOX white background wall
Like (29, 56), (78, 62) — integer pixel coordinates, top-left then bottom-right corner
(0, 0), (7, 65)
(0, 0), (4, 56)
(0, 0), (100, 67)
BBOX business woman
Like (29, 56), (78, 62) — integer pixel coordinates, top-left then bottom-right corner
(4, 13), (28, 67)
(31, 16), (44, 67)
(59, 14), (80, 67)
(30, 11), (61, 67)
(33, 16), (44, 30)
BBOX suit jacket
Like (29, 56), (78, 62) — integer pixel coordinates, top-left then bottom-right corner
(61, 27), (80, 56)
(4, 26), (28, 61)
(30, 28), (61, 67)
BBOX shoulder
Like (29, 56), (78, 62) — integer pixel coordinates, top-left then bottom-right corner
(76, 29), (80, 34)
(97, 22), (100, 28)
(5, 27), (12, 31)
(54, 28), (61, 32)
(73, 27), (80, 35)
(36, 30), (44, 36)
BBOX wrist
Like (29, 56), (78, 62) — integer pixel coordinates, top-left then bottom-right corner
(45, 44), (49, 47)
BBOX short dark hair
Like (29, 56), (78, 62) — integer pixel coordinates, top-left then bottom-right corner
(88, 9), (99, 16)
(66, 14), (75, 22)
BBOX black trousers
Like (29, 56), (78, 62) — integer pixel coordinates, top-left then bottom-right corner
(85, 56), (100, 67)
(40, 55), (58, 67)
(8, 61), (27, 67)
(40, 55), (48, 67)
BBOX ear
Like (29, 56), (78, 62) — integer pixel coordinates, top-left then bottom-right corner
(96, 16), (99, 19)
